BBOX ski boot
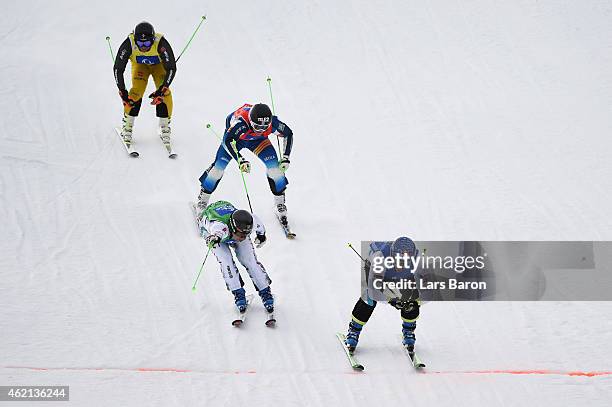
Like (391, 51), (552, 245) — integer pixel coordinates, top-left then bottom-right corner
(258, 286), (274, 313)
(196, 188), (211, 221)
(274, 194), (288, 226)
(345, 320), (364, 354)
(402, 321), (417, 351)
(159, 117), (176, 157)
(159, 117), (172, 145)
(232, 287), (248, 313)
(121, 114), (135, 146)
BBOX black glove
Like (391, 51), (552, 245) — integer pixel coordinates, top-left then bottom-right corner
(149, 86), (169, 105)
(254, 233), (267, 248)
(119, 89), (134, 107)
(389, 298), (418, 312)
(205, 234), (221, 249)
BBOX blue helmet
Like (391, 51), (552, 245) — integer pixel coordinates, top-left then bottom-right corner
(391, 237), (417, 257)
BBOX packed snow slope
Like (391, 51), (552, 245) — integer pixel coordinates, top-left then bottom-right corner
(2, 0), (612, 405)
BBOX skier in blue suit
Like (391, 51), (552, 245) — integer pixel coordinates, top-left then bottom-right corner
(344, 237), (421, 353)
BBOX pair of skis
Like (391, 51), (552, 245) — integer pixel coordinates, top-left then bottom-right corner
(335, 332), (426, 371)
(115, 127), (177, 159)
(189, 206), (280, 327)
(231, 295), (276, 327)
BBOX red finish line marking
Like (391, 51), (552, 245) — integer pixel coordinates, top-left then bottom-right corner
(5, 366), (611, 377)
(426, 369), (612, 377)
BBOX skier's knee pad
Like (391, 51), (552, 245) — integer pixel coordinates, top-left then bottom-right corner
(156, 102), (169, 118)
(352, 298), (376, 325)
(156, 92), (172, 117)
(401, 301), (420, 321)
(127, 99), (143, 116)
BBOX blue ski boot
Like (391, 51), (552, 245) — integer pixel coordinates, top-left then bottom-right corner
(345, 320), (364, 353)
(232, 287), (247, 313)
(402, 321), (417, 351)
(258, 286), (274, 313)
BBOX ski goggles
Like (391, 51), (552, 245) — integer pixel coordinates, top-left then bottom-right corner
(230, 220), (253, 236)
(233, 225), (253, 236)
(232, 230), (248, 241)
(250, 119), (271, 133)
(136, 39), (153, 48)
(232, 227), (252, 241)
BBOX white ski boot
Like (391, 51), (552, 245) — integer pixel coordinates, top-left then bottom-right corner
(196, 188), (211, 223)
(159, 117), (176, 158)
(274, 194), (295, 238)
(274, 194), (288, 226)
(121, 115), (135, 146)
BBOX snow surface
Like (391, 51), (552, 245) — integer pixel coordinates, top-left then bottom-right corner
(2, 0), (612, 405)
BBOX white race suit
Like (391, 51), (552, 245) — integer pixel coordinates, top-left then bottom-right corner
(204, 214), (271, 292)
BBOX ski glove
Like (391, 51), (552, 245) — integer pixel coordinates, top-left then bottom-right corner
(149, 86), (169, 105)
(279, 155), (290, 173)
(389, 298), (419, 312)
(119, 89), (134, 107)
(254, 233), (267, 248)
(238, 157), (251, 173)
(205, 234), (221, 249)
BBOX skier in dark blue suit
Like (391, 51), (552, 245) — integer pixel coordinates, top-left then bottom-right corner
(196, 103), (294, 227)
(344, 237), (421, 353)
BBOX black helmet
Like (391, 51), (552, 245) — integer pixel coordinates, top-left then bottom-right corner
(248, 103), (272, 132)
(230, 210), (253, 235)
(134, 21), (155, 43)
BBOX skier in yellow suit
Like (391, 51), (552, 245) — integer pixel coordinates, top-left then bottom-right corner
(113, 21), (177, 149)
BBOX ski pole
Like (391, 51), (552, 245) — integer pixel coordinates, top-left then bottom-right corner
(349, 242), (408, 301)
(347, 243), (366, 262)
(192, 246), (212, 291)
(106, 15), (204, 66)
(105, 36), (115, 63)
(205, 123), (222, 141)
(205, 124), (254, 213)
(266, 77), (283, 157)
(266, 77), (277, 114)
(176, 15), (207, 63)
(231, 139), (254, 213)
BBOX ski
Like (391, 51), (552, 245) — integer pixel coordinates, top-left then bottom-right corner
(282, 225), (296, 239)
(336, 332), (364, 371)
(277, 215), (296, 239)
(403, 346), (426, 369)
(114, 127), (139, 157)
(231, 294), (254, 327)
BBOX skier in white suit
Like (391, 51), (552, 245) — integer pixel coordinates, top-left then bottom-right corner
(200, 200), (273, 313)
